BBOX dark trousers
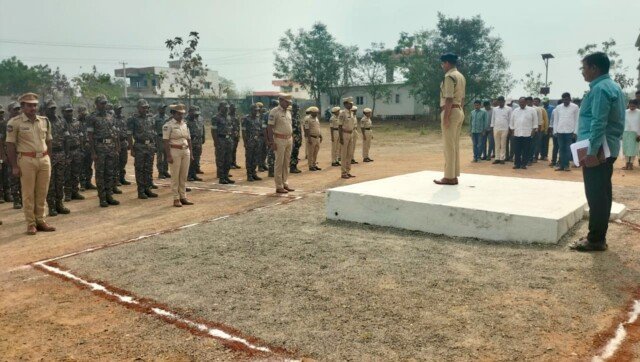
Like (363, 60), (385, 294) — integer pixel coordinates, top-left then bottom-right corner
(506, 133), (515, 161)
(133, 144), (154, 193)
(189, 141), (202, 178)
(232, 136), (240, 166)
(557, 133), (573, 169)
(551, 135), (559, 164)
(540, 133), (550, 159)
(513, 136), (531, 168)
(582, 158), (615, 245)
(530, 131), (541, 162)
(482, 131), (494, 159)
(471, 133), (482, 160)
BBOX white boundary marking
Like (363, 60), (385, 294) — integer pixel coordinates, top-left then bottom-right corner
(593, 300), (640, 361)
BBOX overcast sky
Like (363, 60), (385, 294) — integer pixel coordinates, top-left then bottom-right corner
(1, 0), (638, 100)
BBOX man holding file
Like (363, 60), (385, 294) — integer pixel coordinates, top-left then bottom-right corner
(570, 52), (626, 252)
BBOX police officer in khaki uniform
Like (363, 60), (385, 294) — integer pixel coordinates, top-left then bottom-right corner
(349, 106), (360, 165)
(329, 106), (341, 166)
(361, 108), (374, 162)
(304, 106), (323, 171)
(163, 104), (194, 207)
(267, 93), (295, 193)
(434, 53), (466, 185)
(5, 93), (56, 235)
(338, 97), (357, 179)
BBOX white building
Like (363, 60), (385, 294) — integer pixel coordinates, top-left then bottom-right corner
(114, 61), (221, 98)
(272, 80), (311, 100)
(320, 83), (429, 118)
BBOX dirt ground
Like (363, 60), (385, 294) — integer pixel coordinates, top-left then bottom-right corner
(1, 122), (639, 361)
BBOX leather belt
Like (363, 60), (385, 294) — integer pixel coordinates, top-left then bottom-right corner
(21, 151), (49, 158)
(363, 128), (371, 130)
(170, 144), (188, 149)
(440, 104), (461, 111)
(274, 133), (291, 139)
(330, 127), (338, 131)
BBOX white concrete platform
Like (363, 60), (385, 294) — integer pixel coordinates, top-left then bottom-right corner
(585, 202), (627, 221)
(326, 171), (588, 244)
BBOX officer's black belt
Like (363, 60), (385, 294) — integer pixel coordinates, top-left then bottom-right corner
(363, 128), (371, 130)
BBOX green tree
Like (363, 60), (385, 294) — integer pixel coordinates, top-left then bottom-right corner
(519, 71), (552, 96)
(274, 22), (342, 108)
(396, 13), (513, 110)
(73, 66), (124, 105)
(219, 76), (238, 99)
(577, 39), (635, 90)
(0, 57), (55, 97)
(165, 31), (208, 106)
(356, 43), (392, 114)
(329, 44), (359, 106)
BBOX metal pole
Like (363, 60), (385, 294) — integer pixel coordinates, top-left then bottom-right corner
(121, 62), (128, 98)
(544, 59), (549, 87)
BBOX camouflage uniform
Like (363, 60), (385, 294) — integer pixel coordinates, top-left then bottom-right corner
(242, 112), (262, 180)
(87, 106), (118, 205)
(289, 107), (302, 171)
(230, 107), (241, 168)
(1, 102), (23, 206)
(186, 110), (205, 180)
(79, 109), (95, 189)
(64, 112), (85, 200)
(113, 109), (129, 188)
(127, 110), (156, 197)
(154, 109), (169, 178)
(212, 112), (234, 183)
(46, 110), (70, 215)
(263, 111), (275, 176)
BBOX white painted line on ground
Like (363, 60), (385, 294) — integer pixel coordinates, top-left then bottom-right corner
(6, 265), (33, 273)
(593, 300), (640, 361)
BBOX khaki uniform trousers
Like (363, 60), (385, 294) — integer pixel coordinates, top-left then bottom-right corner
(349, 131), (358, 161)
(18, 154), (51, 227)
(169, 147), (190, 200)
(307, 136), (320, 169)
(274, 137), (292, 189)
(494, 129), (509, 161)
(340, 131), (355, 175)
(362, 130), (372, 159)
(441, 108), (464, 179)
(331, 129), (340, 162)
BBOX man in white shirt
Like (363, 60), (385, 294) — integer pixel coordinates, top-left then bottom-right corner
(491, 96), (512, 164)
(552, 92), (580, 171)
(509, 97), (538, 169)
(525, 96), (540, 165)
(622, 99), (640, 169)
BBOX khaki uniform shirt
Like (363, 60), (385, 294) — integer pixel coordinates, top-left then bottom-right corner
(337, 109), (357, 132)
(439, 67), (466, 107)
(360, 116), (372, 130)
(267, 106), (292, 136)
(162, 118), (191, 147)
(303, 116), (321, 136)
(329, 115), (340, 129)
(6, 114), (52, 153)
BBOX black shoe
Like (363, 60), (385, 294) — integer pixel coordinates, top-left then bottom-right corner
(196, 170), (204, 174)
(351, 159), (358, 164)
(569, 238), (608, 252)
(49, 207), (58, 217)
(187, 177), (195, 182)
(225, 178), (235, 184)
(106, 197), (120, 205)
(219, 178), (229, 184)
(192, 176), (203, 181)
(85, 183), (97, 190)
(100, 200), (109, 207)
(247, 176), (255, 182)
(64, 194), (72, 202)
(138, 192), (148, 199)
(232, 164), (241, 169)
(186, 187), (192, 192)
(71, 192), (85, 200)
(521, 166), (527, 169)
(4, 194), (13, 202)
(258, 166), (266, 172)
(290, 167), (302, 173)
(164, 172), (171, 178)
(13, 202), (22, 209)
(151, 184), (159, 189)
(315, 166), (322, 170)
(159, 174), (166, 179)
(512, 166), (520, 169)
(331, 162), (339, 167)
(112, 187), (123, 194)
(253, 175), (262, 181)
(492, 160), (500, 164)
(56, 204), (71, 214)
(268, 171), (274, 178)
(145, 189), (158, 198)
(120, 179), (132, 185)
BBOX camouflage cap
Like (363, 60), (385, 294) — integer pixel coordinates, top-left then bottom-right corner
(189, 105), (201, 114)
(8, 101), (20, 110)
(77, 105), (88, 112)
(218, 101), (228, 108)
(137, 99), (149, 107)
(46, 99), (58, 109)
(95, 95), (107, 104)
(62, 103), (74, 111)
(19, 92), (39, 104)
(114, 103), (124, 110)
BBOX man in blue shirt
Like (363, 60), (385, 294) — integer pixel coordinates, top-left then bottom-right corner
(469, 100), (488, 162)
(570, 52), (626, 252)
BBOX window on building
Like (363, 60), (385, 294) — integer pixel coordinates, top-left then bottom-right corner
(152, 79), (157, 87)
(395, 94), (400, 103)
(330, 97), (340, 105)
(356, 96), (364, 105)
(143, 79), (148, 87)
(204, 82), (211, 89)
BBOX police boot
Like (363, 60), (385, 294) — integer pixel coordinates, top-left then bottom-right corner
(226, 177), (235, 184)
(4, 192), (12, 202)
(138, 190), (148, 199)
(13, 201), (22, 209)
(71, 191), (85, 200)
(48, 204), (58, 217)
(120, 177), (132, 185)
(290, 166), (302, 174)
(163, 172), (171, 178)
(252, 174), (262, 181)
(64, 193), (72, 202)
(106, 195), (120, 205)
(56, 202), (71, 215)
(268, 169), (274, 178)
(151, 183), (159, 189)
(247, 175), (255, 182)
(85, 183), (97, 190)
(219, 178), (230, 185)
(258, 165), (266, 172)
(99, 197), (109, 207)
(112, 186), (123, 194)
(145, 188), (158, 198)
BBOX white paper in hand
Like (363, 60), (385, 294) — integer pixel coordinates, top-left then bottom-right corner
(570, 137), (610, 166)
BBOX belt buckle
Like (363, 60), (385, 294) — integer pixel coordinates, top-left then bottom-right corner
(104, 139), (112, 144)
(145, 140), (150, 145)
(182, 145), (188, 149)
(36, 152), (44, 158)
